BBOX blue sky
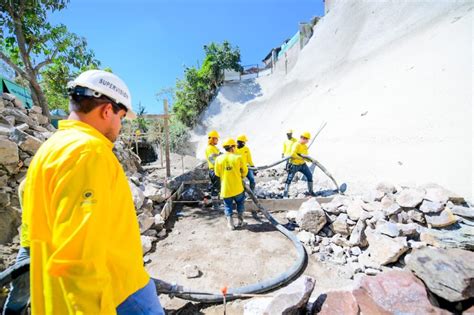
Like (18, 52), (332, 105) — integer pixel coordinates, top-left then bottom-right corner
(49, 0), (324, 114)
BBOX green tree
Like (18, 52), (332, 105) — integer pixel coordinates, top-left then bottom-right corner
(0, 0), (99, 118)
(170, 41), (242, 127)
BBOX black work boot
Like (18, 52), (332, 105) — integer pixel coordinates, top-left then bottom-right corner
(307, 181), (316, 197)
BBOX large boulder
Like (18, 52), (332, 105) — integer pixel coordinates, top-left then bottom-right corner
(365, 229), (408, 265)
(0, 137), (19, 173)
(425, 207), (458, 228)
(128, 181), (145, 210)
(330, 213), (349, 235)
(9, 128), (42, 155)
(314, 270), (448, 314)
(420, 224), (474, 251)
(396, 188), (425, 208)
(296, 198), (327, 234)
(143, 184), (166, 202)
(407, 247), (474, 302)
(265, 276), (315, 315)
(346, 199), (367, 221)
(349, 219), (368, 247)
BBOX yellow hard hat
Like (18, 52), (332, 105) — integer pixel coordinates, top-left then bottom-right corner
(286, 129), (293, 134)
(208, 130), (220, 138)
(237, 134), (248, 142)
(222, 138), (237, 147)
(301, 131), (311, 139)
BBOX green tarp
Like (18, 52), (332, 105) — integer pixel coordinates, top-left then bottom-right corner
(1, 76), (33, 109)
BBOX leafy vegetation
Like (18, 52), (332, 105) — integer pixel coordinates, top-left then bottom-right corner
(0, 0), (99, 117)
(171, 41), (242, 127)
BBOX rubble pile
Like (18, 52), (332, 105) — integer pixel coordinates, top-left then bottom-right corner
(0, 93), (55, 249)
(285, 182), (474, 313)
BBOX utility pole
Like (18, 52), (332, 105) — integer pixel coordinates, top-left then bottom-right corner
(163, 99), (171, 177)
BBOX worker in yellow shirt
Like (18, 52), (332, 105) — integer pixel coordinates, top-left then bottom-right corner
(282, 129), (297, 172)
(282, 129), (297, 158)
(284, 131), (315, 198)
(205, 130), (221, 207)
(214, 138), (248, 230)
(22, 70), (164, 314)
(236, 134), (256, 191)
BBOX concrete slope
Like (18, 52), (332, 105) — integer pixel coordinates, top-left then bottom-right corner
(192, 1), (473, 199)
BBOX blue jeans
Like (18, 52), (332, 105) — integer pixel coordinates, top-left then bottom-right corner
(286, 163), (313, 184)
(116, 279), (164, 315)
(223, 192), (246, 217)
(246, 170), (255, 190)
(3, 247), (30, 315)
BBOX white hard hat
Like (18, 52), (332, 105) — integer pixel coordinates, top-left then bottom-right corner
(67, 70), (136, 119)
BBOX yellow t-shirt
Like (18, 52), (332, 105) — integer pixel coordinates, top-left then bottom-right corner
(23, 120), (149, 314)
(283, 137), (297, 156)
(205, 144), (220, 169)
(235, 145), (254, 167)
(289, 141), (309, 165)
(214, 152), (248, 198)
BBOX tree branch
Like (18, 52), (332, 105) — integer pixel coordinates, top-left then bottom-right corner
(0, 51), (29, 80)
(34, 47), (59, 73)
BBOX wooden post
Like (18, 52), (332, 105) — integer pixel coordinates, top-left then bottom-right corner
(159, 138), (164, 168)
(163, 99), (171, 177)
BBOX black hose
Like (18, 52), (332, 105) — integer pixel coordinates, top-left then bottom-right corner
(299, 154), (341, 192)
(159, 184), (307, 303)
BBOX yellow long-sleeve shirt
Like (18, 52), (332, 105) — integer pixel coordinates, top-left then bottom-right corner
(214, 152), (248, 198)
(205, 144), (220, 169)
(289, 141), (309, 165)
(283, 137), (297, 156)
(235, 145), (254, 167)
(23, 120), (149, 314)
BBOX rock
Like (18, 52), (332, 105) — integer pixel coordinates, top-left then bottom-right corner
(362, 190), (385, 203)
(346, 199), (367, 221)
(9, 128), (42, 155)
(30, 106), (43, 114)
(140, 235), (154, 255)
(1, 107), (35, 126)
(407, 209), (425, 224)
(464, 305), (474, 314)
(376, 222), (400, 237)
(263, 276), (315, 315)
(286, 210), (298, 221)
(419, 200), (445, 214)
(364, 268), (380, 276)
(451, 205), (474, 219)
(297, 230), (315, 245)
(244, 297), (272, 315)
(375, 181), (397, 194)
(138, 213), (155, 233)
(420, 224), (474, 251)
(154, 214), (165, 230)
(425, 207), (457, 228)
(407, 247), (474, 302)
(143, 184), (166, 202)
(183, 264), (201, 278)
(349, 219), (368, 247)
(321, 196), (346, 214)
(314, 290), (359, 315)
(356, 270), (449, 314)
(350, 246), (362, 256)
(382, 202), (401, 217)
(129, 181), (145, 210)
(408, 240), (426, 249)
(396, 188), (425, 208)
(366, 230), (408, 265)
(0, 137), (19, 172)
(331, 213), (349, 235)
(296, 198), (327, 234)
(396, 223), (419, 237)
(362, 201), (382, 212)
(424, 187), (450, 204)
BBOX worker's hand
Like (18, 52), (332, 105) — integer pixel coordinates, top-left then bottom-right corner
(169, 284), (184, 298)
(253, 170), (259, 176)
